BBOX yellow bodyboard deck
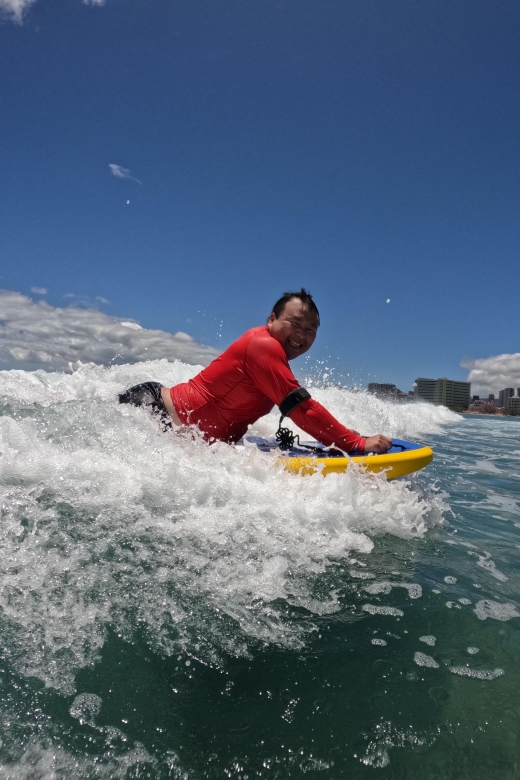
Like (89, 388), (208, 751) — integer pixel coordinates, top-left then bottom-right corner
(242, 437), (434, 480)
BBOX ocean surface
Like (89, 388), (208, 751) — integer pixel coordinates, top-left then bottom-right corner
(1, 361), (519, 779)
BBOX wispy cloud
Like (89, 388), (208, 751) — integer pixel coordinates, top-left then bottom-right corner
(30, 286), (47, 295)
(0, 0), (37, 22)
(0, 289), (219, 371)
(1, 0), (103, 21)
(462, 353), (520, 396)
(63, 293), (109, 308)
(108, 164), (141, 185)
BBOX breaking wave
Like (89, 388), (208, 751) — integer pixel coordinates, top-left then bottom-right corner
(0, 361), (453, 695)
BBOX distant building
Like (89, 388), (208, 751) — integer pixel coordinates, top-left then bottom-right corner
(468, 400), (496, 414)
(433, 378), (471, 409)
(472, 395), (480, 402)
(366, 383), (415, 403)
(414, 378), (436, 403)
(488, 394), (495, 402)
(414, 377), (471, 409)
(509, 396), (520, 416)
(368, 383), (397, 398)
(498, 388), (514, 409)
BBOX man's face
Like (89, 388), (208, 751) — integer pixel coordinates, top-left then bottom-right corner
(267, 298), (319, 360)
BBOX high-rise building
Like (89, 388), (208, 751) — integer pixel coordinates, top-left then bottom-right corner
(508, 396), (520, 416)
(414, 377), (471, 409)
(433, 378), (471, 408)
(499, 388), (514, 408)
(414, 378), (436, 403)
(367, 383), (397, 398)
(488, 394), (495, 402)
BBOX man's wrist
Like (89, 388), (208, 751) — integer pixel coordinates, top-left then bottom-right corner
(356, 437), (367, 453)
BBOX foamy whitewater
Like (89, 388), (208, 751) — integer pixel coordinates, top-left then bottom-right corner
(1, 361), (519, 779)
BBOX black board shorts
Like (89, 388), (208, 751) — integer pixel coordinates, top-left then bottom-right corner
(118, 381), (173, 430)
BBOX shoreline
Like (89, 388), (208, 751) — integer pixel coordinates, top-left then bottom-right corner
(461, 412), (520, 420)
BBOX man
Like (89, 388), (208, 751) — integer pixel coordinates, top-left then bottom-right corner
(119, 289), (392, 454)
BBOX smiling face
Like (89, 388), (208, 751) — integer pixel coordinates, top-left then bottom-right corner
(267, 298), (319, 360)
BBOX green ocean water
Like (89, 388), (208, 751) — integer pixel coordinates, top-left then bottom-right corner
(1, 364), (520, 779)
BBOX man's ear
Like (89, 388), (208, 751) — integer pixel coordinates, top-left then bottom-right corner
(267, 312), (276, 325)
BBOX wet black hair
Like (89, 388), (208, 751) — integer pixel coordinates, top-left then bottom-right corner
(270, 288), (320, 325)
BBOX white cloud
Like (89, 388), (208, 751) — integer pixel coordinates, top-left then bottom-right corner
(0, 0), (36, 21)
(108, 164), (141, 185)
(30, 286), (47, 295)
(62, 293), (109, 308)
(0, 289), (219, 371)
(0, 0), (103, 21)
(462, 353), (520, 396)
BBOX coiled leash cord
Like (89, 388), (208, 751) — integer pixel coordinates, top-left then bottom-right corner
(275, 387), (311, 450)
(275, 423), (301, 450)
(274, 387), (384, 456)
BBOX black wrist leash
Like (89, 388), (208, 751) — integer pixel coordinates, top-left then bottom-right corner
(275, 388), (311, 450)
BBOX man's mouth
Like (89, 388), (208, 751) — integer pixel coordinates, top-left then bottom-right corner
(288, 339), (302, 349)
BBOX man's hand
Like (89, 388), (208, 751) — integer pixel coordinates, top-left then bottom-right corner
(362, 435), (392, 454)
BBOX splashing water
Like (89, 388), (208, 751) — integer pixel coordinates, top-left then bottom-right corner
(18, 363), (520, 777)
(0, 361), (448, 696)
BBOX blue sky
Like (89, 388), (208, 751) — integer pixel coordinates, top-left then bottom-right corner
(1, 0), (519, 393)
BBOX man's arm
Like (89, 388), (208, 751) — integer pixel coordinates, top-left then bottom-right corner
(290, 402), (392, 453)
(289, 399), (365, 452)
(245, 335), (390, 453)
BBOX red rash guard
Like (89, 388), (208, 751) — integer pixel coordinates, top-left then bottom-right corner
(170, 326), (366, 452)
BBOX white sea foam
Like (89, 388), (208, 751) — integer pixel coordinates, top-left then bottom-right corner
(474, 600), (520, 622)
(419, 635), (436, 646)
(349, 569), (376, 579)
(474, 460), (501, 474)
(0, 361), (447, 693)
(362, 605), (404, 617)
(371, 638), (387, 646)
(69, 693), (103, 725)
(363, 582), (422, 599)
(363, 582), (393, 595)
(449, 666), (504, 680)
(481, 494), (520, 517)
(476, 554), (508, 582)
(414, 652), (439, 668)
(0, 741), (161, 779)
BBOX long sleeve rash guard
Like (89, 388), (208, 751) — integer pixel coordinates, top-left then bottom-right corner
(170, 326), (366, 452)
